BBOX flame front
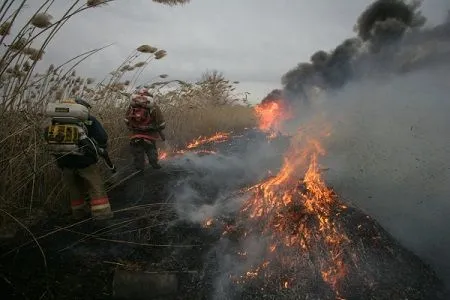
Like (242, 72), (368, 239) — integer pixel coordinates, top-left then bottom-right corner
(234, 129), (350, 296)
(223, 104), (351, 296)
(158, 132), (229, 161)
(160, 109), (349, 295)
(186, 132), (230, 149)
(254, 99), (291, 133)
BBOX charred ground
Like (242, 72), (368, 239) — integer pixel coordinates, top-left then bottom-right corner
(0, 130), (447, 300)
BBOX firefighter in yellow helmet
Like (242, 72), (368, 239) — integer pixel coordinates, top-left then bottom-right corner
(44, 98), (113, 220)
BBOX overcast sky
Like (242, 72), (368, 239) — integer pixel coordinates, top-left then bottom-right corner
(17, 0), (450, 102)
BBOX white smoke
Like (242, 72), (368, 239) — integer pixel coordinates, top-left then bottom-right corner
(167, 137), (286, 225)
(316, 63), (450, 285)
(163, 12), (450, 297)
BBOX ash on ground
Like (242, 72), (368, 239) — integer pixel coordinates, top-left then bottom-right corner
(0, 131), (447, 300)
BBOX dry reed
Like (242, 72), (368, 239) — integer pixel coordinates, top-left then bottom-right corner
(0, 0), (255, 235)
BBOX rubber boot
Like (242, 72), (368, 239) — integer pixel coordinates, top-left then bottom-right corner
(150, 160), (162, 169)
(90, 197), (114, 220)
(148, 152), (161, 169)
(71, 199), (89, 220)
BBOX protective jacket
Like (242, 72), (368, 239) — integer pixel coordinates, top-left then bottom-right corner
(126, 103), (166, 140)
(55, 115), (108, 169)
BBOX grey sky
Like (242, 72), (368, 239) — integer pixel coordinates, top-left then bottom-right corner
(21, 0), (450, 102)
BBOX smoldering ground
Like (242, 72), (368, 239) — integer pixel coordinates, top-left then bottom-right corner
(163, 133), (291, 298)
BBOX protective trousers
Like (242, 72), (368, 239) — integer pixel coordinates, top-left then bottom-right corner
(130, 139), (159, 171)
(62, 163), (113, 220)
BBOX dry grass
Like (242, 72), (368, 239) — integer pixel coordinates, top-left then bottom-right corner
(0, 1), (256, 231)
(0, 90), (255, 230)
(163, 104), (256, 147)
(0, 102), (255, 227)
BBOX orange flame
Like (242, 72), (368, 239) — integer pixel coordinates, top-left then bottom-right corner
(157, 132), (227, 161)
(202, 217), (214, 228)
(254, 99), (292, 133)
(234, 121), (350, 296)
(186, 132), (230, 149)
(158, 150), (168, 160)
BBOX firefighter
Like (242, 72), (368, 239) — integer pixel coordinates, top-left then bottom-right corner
(124, 88), (166, 171)
(45, 98), (113, 220)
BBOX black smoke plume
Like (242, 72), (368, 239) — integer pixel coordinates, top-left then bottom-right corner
(259, 89), (283, 105)
(264, 0), (449, 105)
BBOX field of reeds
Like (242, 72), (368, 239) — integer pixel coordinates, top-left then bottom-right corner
(0, 0), (256, 232)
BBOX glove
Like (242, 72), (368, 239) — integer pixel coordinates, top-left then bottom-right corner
(97, 147), (106, 156)
(78, 138), (98, 160)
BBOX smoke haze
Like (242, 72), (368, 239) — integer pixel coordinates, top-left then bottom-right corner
(319, 64), (450, 285)
(169, 136), (287, 224)
(166, 0), (450, 295)
(272, 0), (450, 288)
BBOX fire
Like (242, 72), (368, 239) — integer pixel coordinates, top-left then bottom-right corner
(186, 132), (230, 149)
(229, 120), (351, 297)
(156, 132), (226, 161)
(202, 217), (214, 228)
(158, 149), (168, 160)
(254, 99), (292, 133)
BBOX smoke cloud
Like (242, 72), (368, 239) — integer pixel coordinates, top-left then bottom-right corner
(266, 0), (447, 105)
(164, 0), (450, 296)
(168, 135), (287, 225)
(316, 63), (450, 285)
(266, 0), (450, 288)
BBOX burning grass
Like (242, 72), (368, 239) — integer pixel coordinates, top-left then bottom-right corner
(186, 132), (230, 149)
(198, 118), (446, 299)
(254, 98), (292, 133)
(163, 105), (255, 149)
(0, 126), (446, 299)
(211, 125), (349, 296)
